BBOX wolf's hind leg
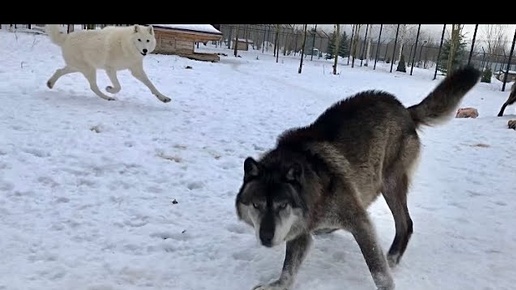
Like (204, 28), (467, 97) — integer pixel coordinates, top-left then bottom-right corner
(382, 136), (420, 268)
(47, 66), (77, 89)
(105, 68), (121, 94)
(498, 90), (516, 117)
(382, 172), (413, 268)
(81, 68), (116, 101)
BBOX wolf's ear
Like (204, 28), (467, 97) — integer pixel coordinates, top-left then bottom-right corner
(134, 25), (139, 33)
(244, 157), (260, 179)
(285, 162), (303, 182)
(148, 25), (154, 35)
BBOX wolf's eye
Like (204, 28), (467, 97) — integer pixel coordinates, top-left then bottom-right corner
(278, 203), (288, 210)
(146, 39), (150, 43)
(252, 202), (261, 209)
(138, 38), (141, 42)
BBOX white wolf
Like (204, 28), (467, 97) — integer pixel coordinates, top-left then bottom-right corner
(45, 24), (171, 103)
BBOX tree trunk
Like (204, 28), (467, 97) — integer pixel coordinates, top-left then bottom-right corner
(298, 24), (308, 74)
(360, 24), (369, 66)
(244, 25), (249, 52)
(333, 24), (341, 75)
(227, 26), (233, 49)
(275, 25), (280, 63)
(397, 24), (407, 62)
(351, 24), (361, 68)
(233, 25), (240, 57)
(447, 24), (462, 74)
(283, 29), (288, 56)
(347, 24), (355, 65)
(67, 25), (74, 33)
(374, 24), (383, 70)
(262, 26), (267, 53)
(311, 24), (317, 61)
(273, 25), (280, 62)
(365, 35), (372, 67)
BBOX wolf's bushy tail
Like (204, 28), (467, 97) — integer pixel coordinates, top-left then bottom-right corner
(408, 65), (481, 128)
(45, 25), (67, 46)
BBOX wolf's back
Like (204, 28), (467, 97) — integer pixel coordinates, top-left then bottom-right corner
(408, 66), (481, 128)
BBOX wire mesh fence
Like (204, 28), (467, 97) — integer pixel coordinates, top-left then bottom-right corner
(216, 25), (516, 89)
(3, 24), (516, 90)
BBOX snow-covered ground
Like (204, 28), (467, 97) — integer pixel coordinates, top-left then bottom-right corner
(1, 28), (516, 290)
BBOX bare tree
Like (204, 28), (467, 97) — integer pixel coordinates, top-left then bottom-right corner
(245, 25), (250, 51)
(273, 25), (280, 61)
(481, 24), (508, 70)
(275, 25), (281, 63)
(351, 24), (362, 68)
(360, 24), (370, 66)
(298, 24), (308, 74)
(347, 24), (355, 65)
(333, 24), (341, 75)
(365, 37), (372, 66)
(365, 25), (373, 66)
(233, 25), (240, 57)
(227, 25), (233, 49)
(311, 24), (318, 61)
(403, 26), (425, 60)
(390, 25), (401, 72)
(283, 26), (291, 56)
(397, 24), (409, 62)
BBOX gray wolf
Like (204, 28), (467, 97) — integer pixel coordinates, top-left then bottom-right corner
(456, 107), (479, 118)
(45, 24), (171, 103)
(497, 82), (516, 116)
(235, 66), (480, 290)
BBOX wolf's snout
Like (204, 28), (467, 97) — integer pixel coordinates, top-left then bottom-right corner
(143, 49), (148, 54)
(259, 228), (274, 247)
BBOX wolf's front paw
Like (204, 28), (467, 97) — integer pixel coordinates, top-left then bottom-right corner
(159, 95), (171, 103)
(252, 281), (289, 290)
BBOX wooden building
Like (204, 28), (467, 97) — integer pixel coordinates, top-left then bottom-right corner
(232, 38), (254, 51)
(152, 24), (223, 62)
(496, 69), (516, 82)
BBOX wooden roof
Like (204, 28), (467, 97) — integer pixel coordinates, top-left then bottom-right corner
(153, 24), (223, 42)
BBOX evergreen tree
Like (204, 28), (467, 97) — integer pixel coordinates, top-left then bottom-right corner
(337, 31), (349, 58)
(326, 32), (337, 59)
(326, 31), (349, 59)
(481, 68), (492, 83)
(437, 32), (468, 74)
